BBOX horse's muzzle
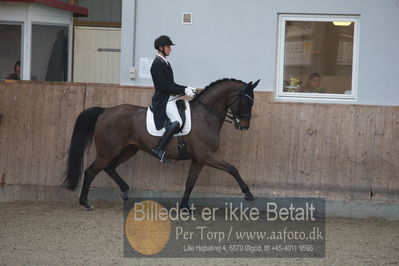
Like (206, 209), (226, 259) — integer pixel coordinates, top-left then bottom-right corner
(234, 123), (249, 131)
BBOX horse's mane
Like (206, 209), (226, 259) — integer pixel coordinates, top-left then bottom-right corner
(194, 78), (245, 100)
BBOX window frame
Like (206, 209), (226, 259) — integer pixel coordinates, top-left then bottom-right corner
(275, 14), (360, 102)
(30, 22), (71, 81)
(0, 21), (24, 80)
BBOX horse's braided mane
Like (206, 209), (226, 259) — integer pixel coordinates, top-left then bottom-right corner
(194, 78), (245, 99)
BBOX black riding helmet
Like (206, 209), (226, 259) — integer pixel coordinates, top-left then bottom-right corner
(154, 35), (175, 50)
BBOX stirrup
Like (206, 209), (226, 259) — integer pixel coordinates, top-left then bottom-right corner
(160, 152), (172, 163)
(151, 148), (172, 163)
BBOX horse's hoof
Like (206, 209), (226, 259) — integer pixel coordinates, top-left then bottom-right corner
(244, 192), (254, 201)
(84, 206), (94, 211)
(180, 203), (195, 215)
(181, 207), (195, 216)
(120, 190), (129, 202)
(80, 200), (94, 211)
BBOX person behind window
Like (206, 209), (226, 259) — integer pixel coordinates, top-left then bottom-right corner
(6, 61), (21, 80)
(300, 72), (322, 93)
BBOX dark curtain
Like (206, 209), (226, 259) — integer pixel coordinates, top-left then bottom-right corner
(45, 30), (67, 81)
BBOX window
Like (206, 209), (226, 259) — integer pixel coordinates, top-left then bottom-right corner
(276, 14), (359, 101)
(31, 24), (69, 81)
(0, 24), (22, 80)
(75, 0), (122, 27)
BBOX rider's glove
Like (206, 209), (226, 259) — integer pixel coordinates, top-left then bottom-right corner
(184, 87), (196, 98)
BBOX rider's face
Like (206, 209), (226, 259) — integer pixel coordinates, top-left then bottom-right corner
(163, 45), (172, 56)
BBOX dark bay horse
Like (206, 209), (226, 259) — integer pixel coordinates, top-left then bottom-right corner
(62, 78), (260, 210)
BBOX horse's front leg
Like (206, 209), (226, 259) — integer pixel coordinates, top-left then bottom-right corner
(181, 161), (204, 209)
(203, 155), (254, 201)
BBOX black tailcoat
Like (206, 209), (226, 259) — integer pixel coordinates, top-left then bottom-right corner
(150, 56), (186, 130)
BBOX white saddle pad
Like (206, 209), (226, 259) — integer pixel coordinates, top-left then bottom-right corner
(146, 100), (192, 137)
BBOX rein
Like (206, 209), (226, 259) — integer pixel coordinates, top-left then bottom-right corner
(197, 98), (234, 124)
(196, 87), (254, 125)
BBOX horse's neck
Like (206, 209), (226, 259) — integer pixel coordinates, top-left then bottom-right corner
(192, 84), (238, 131)
(198, 85), (236, 113)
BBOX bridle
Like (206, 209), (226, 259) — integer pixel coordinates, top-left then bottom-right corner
(227, 89), (254, 124)
(196, 84), (254, 128)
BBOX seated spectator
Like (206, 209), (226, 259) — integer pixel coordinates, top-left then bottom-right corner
(6, 61), (21, 80)
(300, 72), (325, 93)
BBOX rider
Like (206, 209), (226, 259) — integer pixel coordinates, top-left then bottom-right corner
(150, 35), (196, 162)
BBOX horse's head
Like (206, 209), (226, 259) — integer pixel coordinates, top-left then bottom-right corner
(228, 79), (260, 130)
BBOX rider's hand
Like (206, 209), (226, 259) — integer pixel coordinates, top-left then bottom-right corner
(184, 87), (196, 98)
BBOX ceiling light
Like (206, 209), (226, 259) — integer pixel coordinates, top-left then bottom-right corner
(333, 21), (352, 26)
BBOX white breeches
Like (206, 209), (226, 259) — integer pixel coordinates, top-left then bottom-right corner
(166, 95), (182, 126)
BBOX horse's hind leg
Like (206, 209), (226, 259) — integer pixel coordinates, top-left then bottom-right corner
(204, 155), (254, 201)
(104, 145), (138, 201)
(79, 156), (110, 210)
(181, 161), (204, 209)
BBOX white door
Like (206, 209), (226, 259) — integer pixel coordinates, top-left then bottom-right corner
(73, 26), (120, 84)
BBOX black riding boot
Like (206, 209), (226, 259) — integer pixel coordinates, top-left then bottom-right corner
(152, 121), (180, 163)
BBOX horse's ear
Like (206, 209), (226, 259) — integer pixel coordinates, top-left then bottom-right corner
(244, 81), (253, 93)
(251, 79), (260, 90)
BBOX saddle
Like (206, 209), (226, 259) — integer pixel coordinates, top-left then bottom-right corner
(146, 99), (192, 137)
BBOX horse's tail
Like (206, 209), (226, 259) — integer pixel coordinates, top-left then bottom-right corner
(62, 107), (105, 191)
